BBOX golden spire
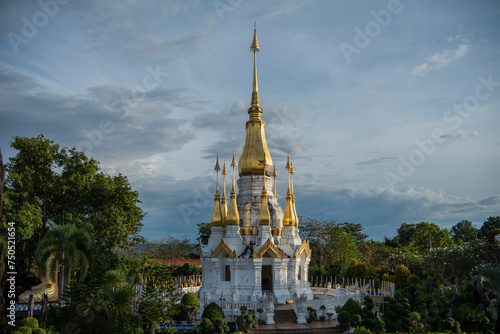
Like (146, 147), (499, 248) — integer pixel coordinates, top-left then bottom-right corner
(259, 156), (271, 226)
(211, 155), (222, 226)
(272, 164), (277, 197)
(221, 160), (228, 226)
(239, 23), (273, 177)
(250, 21), (261, 112)
(226, 151), (240, 226)
(283, 157), (293, 226)
(290, 159), (299, 228)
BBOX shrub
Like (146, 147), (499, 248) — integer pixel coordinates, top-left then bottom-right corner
(200, 317), (214, 334)
(202, 302), (225, 324)
(20, 318), (39, 329)
(338, 310), (351, 325)
(181, 292), (200, 324)
(341, 298), (362, 317)
(18, 327), (32, 334)
(353, 326), (371, 334)
(32, 329), (47, 334)
(351, 314), (362, 328)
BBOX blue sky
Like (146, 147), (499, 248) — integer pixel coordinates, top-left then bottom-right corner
(1, 0), (499, 242)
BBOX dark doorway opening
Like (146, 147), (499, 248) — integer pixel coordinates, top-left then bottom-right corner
(262, 265), (272, 292)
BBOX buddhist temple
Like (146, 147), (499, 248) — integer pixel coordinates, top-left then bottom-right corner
(198, 25), (314, 313)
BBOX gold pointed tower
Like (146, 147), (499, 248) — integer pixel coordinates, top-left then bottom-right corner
(221, 161), (228, 225)
(290, 159), (299, 228)
(282, 154), (294, 226)
(211, 156), (222, 226)
(225, 151), (240, 226)
(239, 23), (273, 177)
(259, 157), (271, 226)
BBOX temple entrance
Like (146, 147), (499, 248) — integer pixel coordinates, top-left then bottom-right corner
(262, 265), (273, 292)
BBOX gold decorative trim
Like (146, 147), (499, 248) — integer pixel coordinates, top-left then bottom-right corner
(211, 239), (236, 258)
(253, 238), (284, 259)
(296, 240), (311, 258)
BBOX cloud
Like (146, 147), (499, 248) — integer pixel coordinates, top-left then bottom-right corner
(0, 67), (195, 161)
(295, 186), (499, 240)
(411, 44), (471, 76)
(438, 129), (479, 145)
(356, 157), (397, 166)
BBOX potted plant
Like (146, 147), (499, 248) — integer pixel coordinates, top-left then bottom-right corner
(319, 305), (326, 321)
(256, 307), (264, 325)
(306, 307), (317, 323)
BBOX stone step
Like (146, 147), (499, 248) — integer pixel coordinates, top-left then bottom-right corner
(254, 325), (345, 334)
(273, 309), (297, 324)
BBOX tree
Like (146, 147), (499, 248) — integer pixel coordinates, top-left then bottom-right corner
(325, 226), (362, 275)
(36, 223), (92, 297)
(197, 222), (211, 245)
(451, 220), (478, 243)
(390, 222), (452, 254)
(2, 135), (145, 284)
(338, 222), (368, 244)
(181, 292), (199, 324)
(146, 236), (193, 260)
(479, 216), (500, 243)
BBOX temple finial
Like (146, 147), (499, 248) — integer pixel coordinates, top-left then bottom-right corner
(221, 160), (228, 225)
(249, 23), (261, 115)
(226, 150), (239, 226)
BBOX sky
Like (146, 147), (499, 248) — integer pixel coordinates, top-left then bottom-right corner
(1, 0), (499, 242)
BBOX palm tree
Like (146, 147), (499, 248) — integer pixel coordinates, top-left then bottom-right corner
(36, 223), (92, 298)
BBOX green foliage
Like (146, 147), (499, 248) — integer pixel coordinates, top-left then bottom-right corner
(454, 303), (490, 332)
(235, 314), (256, 333)
(200, 318), (214, 334)
(451, 219), (478, 243)
(348, 259), (378, 280)
(202, 302), (225, 324)
(338, 310), (351, 325)
(299, 218), (363, 273)
(392, 264), (411, 290)
(341, 298), (362, 318)
(353, 326), (371, 334)
(197, 222), (211, 245)
(20, 318), (38, 329)
(181, 292), (200, 324)
(17, 328), (32, 334)
(32, 329), (46, 334)
(351, 314), (362, 328)
(479, 216), (500, 243)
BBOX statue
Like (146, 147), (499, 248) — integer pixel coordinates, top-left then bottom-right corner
(18, 257), (59, 303)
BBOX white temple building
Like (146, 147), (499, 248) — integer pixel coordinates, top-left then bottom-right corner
(198, 26), (314, 311)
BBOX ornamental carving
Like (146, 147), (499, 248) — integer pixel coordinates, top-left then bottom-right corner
(295, 240), (311, 258)
(211, 238), (236, 258)
(253, 238), (284, 259)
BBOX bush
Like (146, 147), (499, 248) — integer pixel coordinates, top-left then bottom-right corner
(201, 302), (225, 324)
(181, 292), (200, 323)
(353, 326), (371, 334)
(200, 318), (214, 334)
(341, 298), (362, 317)
(18, 327), (32, 334)
(338, 310), (351, 325)
(32, 329), (46, 334)
(351, 314), (362, 328)
(20, 318), (39, 329)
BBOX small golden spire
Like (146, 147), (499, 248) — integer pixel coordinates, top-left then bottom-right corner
(290, 159), (299, 228)
(221, 160), (228, 226)
(226, 151), (240, 226)
(259, 156), (270, 226)
(272, 164), (277, 197)
(211, 155), (222, 226)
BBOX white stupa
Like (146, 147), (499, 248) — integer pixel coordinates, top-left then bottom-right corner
(199, 25), (314, 311)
